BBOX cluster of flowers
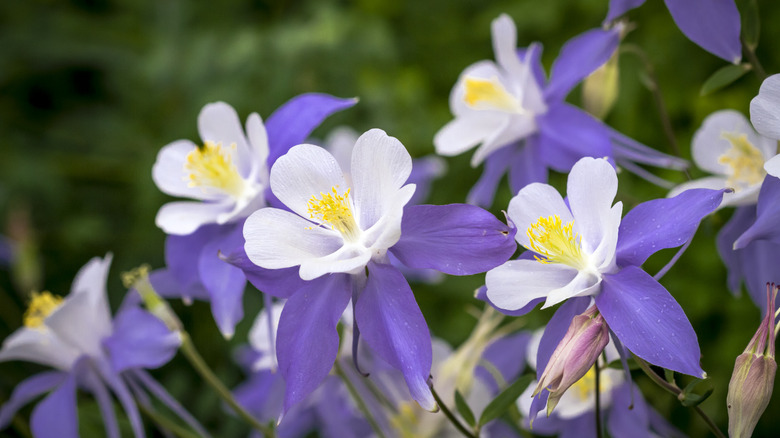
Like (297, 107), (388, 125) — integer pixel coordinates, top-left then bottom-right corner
(1, 2), (778, 438)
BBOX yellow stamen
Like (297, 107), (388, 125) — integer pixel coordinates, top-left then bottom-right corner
(307, 186), (359, 241)
(24, 291), (63, 328)
(571, 366), (597, 402)
(463, 76), (523, 113)
(389, 402), (420, 438)
(183, 141), (245, 197)
(718, 131), (766, 189)
(526, 215), (587, 269)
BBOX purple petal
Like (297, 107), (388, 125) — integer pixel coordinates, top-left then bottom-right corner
(165, 228), (214, 302)
(717, 206), (755, 295)
(266, 93), (358, 166)
(30, 370), (79, 438)
(597, 266), (704, 377)
(356, 262), (434, 410)
(0, 371), (66, 429)
(508, 137), (548, 194)
(734, 175), (780, 248)
(93, 360), (145, 438)
(390, 204), (516, 275)
(609, 128), (688, 170)
(605, 0), (646, 22)
(233, 371), (285, 423)
(664, 0), (742, 63)
(131, 370), (212, 438)
(476, 331), (531, 393)
(221, 248), (308, 299)
(518, 42), (547, 88)
(85, 371), (120, 438)
(103, 307), (181, 372)
(536, 103), (612, 172)
(607, 383), (650, 438)
(615, 188), (725, 267)
(467, 145), (515, 208)
(559, 411), (597, 438)
(544, 28), (619, 102)
(314, 377), (374, 438)
(276, 273), (352, 413)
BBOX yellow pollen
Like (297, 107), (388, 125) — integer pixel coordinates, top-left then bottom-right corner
(307, 186), (359, 240)
(526, 215), (586, 269)
(571, 366), (597, 402)
(463, 76), (523, 113)
(23, 291), (63, 328)
(183, 141), (245, 197)
(718, 131), (766, 189)
(121, 264), (151, 289)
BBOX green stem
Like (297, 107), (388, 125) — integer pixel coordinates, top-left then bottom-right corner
(595, 361), (603, 438)
(138, 403), (202, 438)
(430, 386), (477, 438)
(179, 333), (275, 437)
(743, 39), (768, 82)
(334, 361), (388, 438)
(634, 356), (726, 438)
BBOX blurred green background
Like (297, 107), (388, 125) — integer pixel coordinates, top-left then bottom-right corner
(1, 0), (779, 436)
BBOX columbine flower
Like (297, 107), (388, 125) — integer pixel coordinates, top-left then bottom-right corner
(243, 128), (516, 414)
(434, 14), (686, 207)
(486, 157), (726, 381)
(605, 0), (741, 64)
(0, 256), (206, 438)
(152, 94), (356, 338)
(668, 110), (777, 207)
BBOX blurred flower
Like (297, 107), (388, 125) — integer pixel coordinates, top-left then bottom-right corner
(0, 256), (206, 438)
(243, 128), (517, 414)
(727, 283), (777, 438)
(605, 0), (742, 63)
(485, 157), (725, 382)
(434, 14), (686, 207)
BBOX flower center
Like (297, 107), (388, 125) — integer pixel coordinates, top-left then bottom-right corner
(718, 131), (766, 190)
(183, 141), (246, 197)
(24, 291), (63, 328)
(307, 186), (360, 241)
(463, 76), (525, 113)
(526, 215), (587, 269)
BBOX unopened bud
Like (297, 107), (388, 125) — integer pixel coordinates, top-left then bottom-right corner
(534, 305), (609, 416)
(727, 283), (777, 438)
(583, 52), (619, 120)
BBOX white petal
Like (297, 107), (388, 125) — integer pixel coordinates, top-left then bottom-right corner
(669, 176), (757, 208)
(155, 201), (232, 235)
(324, 126), (359, 175)
(486, 260), (578, 311)
(750, 74), (780, 140)
(351, 129), (413, 229)
(269, 144), (347, 220)
(0, 328), (79, 370)
(361, 184), (416, 252)
(765, 154), (780, 178)
(245, 112), (270, 183)
(449, 61), (505, 116)
(248, 301), (284, 371)
(68, 255), (113, 341)
(508, 183), (573, 249)
(298, 244), (372, 281)
(45, 292), (106, 358)
(433, 114), (505, 158)
(491, 14), (525, 79)
(152, 140), (221, 201)
(592, 203), (622, 271)
(567, 158), (619, 256)
(470, 114), (535, 166)
(542, 270), (601, 309)
(198, 102), (252, 177)
(243, 207), (343, 271)
(692, 110), (762, 174)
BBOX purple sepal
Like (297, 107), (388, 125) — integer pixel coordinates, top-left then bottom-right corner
(518, 43), (547, 88)
(536, 297), (592, 379)
(536, 103), (612, 172)
(734, 175), (780, 249)
(664, 0), (742, 64)
(615, 188), (725, 267)
(544, 28), (619, 102)
(30, 367), (79, 438)
(131, 370), (212, 438)
(314, 377), (374, 438)
(597, 266), (704, 377)
(605, 0), (646, 22)
(475, 285), (544, 317)
(165, 228), (213, 302)
(391, 204), (517, 275)
(0, 371), (67, 429)
(103, 307), (181, 373)
(266, 93), (358, 165)
(221, 248), (308, 299)
(356, 262), (434, 410)
(476, 331), (531, 393)
(559, 410), (597, 438)
(233, 371), (285, 423)
(276, 273), (351, 414)
(85, 370), (120, 438)
(607, 383), (650, 438)
(468, 145), (515, 208)
(509, 138), (548, 194)
(94, 360), (145, 438)
(717, 206), (755, 295)
(609, 128), (688, 170)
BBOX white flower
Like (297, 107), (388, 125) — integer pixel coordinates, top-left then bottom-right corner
(486, 157), (622, 310)
(434, 14), (546, 166)
(247, 301), (284, 372)
(152, 102), (268, 235)
(243, 129), (415, 281)
(668, 110), (776, 206)
(0, 255), (114, 370)
(750, 74), (780, 178)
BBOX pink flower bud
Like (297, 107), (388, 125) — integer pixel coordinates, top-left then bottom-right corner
(727, 283), (777, 438)
(534, 305), (609, 416)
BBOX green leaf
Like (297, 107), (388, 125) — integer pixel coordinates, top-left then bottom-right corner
(478, 374), (534, 426)
(700, 63), (752, 96)
(664, 368), (676, 384)
(741, 0), (760, 50)
(680, 379), (714, 407)
(454, 390), (476, 428)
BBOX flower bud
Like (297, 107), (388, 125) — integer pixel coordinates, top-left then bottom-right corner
(727, 283), (777, 438)
(582, 52), (619, 120)
(534, 305), (609, 416)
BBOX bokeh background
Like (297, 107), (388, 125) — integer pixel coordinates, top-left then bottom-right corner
(1, 0), (779, 436)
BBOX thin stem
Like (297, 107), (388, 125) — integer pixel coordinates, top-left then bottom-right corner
(594, 361), (603, 438)
(179, 333), (275, 437)
(138, 403), (202, 438)
(361, 374), (400, 414)
(633, 356), (726, 438)
(334, 360), (388, 438)
(430, 386), (477, 438)
(743, 39), (768, 82)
